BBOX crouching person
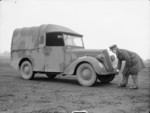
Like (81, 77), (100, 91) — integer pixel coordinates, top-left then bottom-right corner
(109, 45), (145, 89)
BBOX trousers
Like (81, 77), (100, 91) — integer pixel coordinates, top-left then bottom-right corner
(121, 74), (139, 86)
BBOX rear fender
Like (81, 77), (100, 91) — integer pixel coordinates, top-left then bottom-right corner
(11, 51), (34, 70)
(64, 56), (107, 75)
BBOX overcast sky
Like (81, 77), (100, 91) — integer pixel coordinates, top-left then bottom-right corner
(0, 0), (149, 59)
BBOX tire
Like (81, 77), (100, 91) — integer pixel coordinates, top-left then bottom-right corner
(76, 63), (97, 87)
(20, 61), (34, 80)
(97, 74), (115, 83)
(46, 74), (57, 80)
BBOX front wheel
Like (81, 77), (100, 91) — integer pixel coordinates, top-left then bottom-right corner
(97, 74), (115, 83)
(20, 61), (34, 80)
(76, 63), (97, 87)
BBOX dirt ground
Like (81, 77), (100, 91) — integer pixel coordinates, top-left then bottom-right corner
(0, 59), (149, 113)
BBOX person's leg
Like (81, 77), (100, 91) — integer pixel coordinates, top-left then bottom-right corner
(130, 74), (139, 89)
(119, 74), (129, 87)
(118, 64), (129, 87)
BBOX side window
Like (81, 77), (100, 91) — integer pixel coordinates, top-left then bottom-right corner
(46, 33), (64, 46)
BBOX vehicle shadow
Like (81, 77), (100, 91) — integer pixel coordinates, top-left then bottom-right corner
(94, 81), (116, 87)
(31, 75), (116, 88)
(32, 75), (80, 86)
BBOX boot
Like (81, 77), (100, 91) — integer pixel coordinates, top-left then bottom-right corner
(118, 83), (126, 87)
(129, 85), (138, 89)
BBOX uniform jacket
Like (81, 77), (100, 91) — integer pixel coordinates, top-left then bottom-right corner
(116, 49), (145, 75)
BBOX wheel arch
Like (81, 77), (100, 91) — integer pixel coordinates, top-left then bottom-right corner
(75, 57), (107, 75)
(73, 61), (90, 75)
(64, 56), (107, 75)
(18, 57), (33, 69)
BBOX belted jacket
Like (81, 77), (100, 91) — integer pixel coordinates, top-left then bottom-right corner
(116, 49), (145, 75)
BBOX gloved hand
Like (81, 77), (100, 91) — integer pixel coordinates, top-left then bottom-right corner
(116, 69), (121, 75)
(116, 69), (119, 72)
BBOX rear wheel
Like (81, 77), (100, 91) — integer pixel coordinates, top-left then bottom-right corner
(97, 74), (115, 83)
(77, 63), (97, 87)
(20, 61), (34, 80)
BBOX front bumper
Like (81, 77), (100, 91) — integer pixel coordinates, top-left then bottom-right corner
(100, 69), (118, 75)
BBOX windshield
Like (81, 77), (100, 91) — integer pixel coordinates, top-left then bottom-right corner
(63, 34), (84, 47)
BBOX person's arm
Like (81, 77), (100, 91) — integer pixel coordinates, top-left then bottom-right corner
(117, 59), (122, 70)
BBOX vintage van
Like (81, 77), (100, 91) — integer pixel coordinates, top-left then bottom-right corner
(11, 24), (117, 86)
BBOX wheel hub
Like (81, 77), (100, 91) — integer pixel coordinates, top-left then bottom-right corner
(82, 69), (92, 80)
(24, 66), (30, 75)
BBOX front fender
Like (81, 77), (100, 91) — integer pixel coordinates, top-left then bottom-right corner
(64, 56), (107, 75)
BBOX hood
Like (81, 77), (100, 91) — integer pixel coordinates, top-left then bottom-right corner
(70, 49), (103, 59)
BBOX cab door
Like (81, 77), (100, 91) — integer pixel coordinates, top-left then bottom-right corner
(45, 33), (65, 72)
